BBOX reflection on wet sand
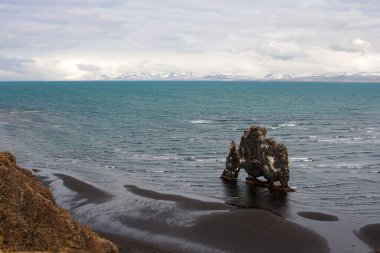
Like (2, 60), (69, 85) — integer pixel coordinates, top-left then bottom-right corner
(221, 179), (289, 216)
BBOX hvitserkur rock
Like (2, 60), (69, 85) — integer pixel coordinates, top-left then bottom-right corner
(222, 125), (291, 190)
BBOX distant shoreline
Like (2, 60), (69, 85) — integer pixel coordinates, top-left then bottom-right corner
(1, 79), (380, 83)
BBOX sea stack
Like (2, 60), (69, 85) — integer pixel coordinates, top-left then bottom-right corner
(222, 125), (290, 189)
(0, 151), (118, 253)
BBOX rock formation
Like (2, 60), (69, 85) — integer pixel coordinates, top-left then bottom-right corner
(224, 141), (240, 179)
(222, 125), (290, 188)
(0, 151), (118, 253)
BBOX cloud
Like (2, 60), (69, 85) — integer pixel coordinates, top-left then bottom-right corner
(0, 0), (380, 80)
(330, 38), (371, 53)
(0, 56), (34, 72)
(352, 38), (371, 51)
(77, 63), (101, 72)
(257, 41), (308, 60)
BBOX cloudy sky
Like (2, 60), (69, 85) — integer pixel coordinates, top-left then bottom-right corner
(1, 0), (380, 80)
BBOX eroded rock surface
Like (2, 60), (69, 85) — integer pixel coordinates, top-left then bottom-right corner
(223, 125), (290, 187)
(225, 141), (240, 178)
(0, 151), (118, 253)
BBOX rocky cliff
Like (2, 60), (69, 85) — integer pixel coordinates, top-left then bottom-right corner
(0, 151), (118, 253)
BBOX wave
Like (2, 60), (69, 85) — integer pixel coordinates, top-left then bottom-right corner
(316, 163), (371, 169)
(279, 122), (297, 127)
(289, 157), (313, 162)
(1, 110), (40, 115)
(190, 119), (214, 124)
(131, 154), (181, 161)
(316, 137), (371, 144)
(153, 155), (180, 161)
(346, 194), (380, 200)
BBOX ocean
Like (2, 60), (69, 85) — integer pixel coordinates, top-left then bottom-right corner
(1, 81), (379, 252)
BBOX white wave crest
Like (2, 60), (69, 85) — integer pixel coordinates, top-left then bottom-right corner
(289, 157), (313, 162)
(279, 122), (297, 127)
(190, 120), (214, 124)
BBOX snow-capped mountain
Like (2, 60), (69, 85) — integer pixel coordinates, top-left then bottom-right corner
(65, 72), (110, 81)
(263, 73), (293, 80)
(66, 71), (380, 82)
(115, 72), (200, 80)
(262, 72), (380, 82)
(114, 72), (250, 81)
(290, 73), (380, 82)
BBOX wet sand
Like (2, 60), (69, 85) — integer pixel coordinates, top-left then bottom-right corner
(125, 184), (229, 210)
(356, 223), (380, 251)
(54, 173), (113, 207)
(43, 174), (331, 253)
(122, 185), (330, 253)
(122, 208), (330, 253)
(298, 211), (339, 221)
(37, 173), (182, 252)
(192, 210), (329, 253)
(97, 231), (181, 253)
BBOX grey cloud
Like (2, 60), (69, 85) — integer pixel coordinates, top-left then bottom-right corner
(331, 0), (380, 12)
(1, 0), (378, 53)
(0, 0), (380, 80)
(257, 42), (308, 61)
(0, 56), (34, 72)
(329, 38), (371, 53)
(0, 0), (127, 52)
(77, 64), (101, 72)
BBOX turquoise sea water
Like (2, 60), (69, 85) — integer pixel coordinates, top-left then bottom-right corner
(1, 81), (380, 251)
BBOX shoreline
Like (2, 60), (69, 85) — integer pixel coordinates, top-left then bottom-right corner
(16, 166), (379, 253)
(96, 230), (182, 253)
(46, 172), (333, 253)
(4, 160), (379, 253)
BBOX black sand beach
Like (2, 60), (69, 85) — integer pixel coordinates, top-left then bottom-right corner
(29, 169), (380, 253)
(97, 231), (182, 253)
(355, 224), (380, 252)
(297, 211), (339, 222)
(54, 173), (113, 207)
(50, 173), (333, 253)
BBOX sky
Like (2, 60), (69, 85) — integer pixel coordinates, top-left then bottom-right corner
(1, 0), (380, 80)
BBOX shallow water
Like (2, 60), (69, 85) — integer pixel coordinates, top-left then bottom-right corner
(1, 81), (380, 252)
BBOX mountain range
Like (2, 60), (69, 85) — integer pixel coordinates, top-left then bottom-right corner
(71, 72), (380, 82)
